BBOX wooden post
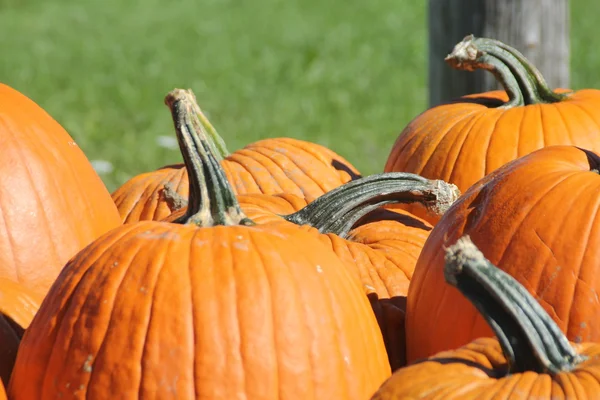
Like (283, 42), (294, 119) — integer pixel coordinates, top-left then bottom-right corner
(428, 0), (570, 107)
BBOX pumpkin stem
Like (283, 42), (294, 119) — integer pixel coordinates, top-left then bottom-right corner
(444, 236), (585, 375)
(186, 91), (230, 160)
(284, 174), (460, 239)
(164, 89), (254, 227)
(445, 34), (568, 108)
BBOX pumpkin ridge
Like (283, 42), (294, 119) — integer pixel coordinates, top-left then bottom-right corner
(388, 108), (481, 176)
(138, 234), (178, 399)
(67, 224), (161, 396)
(222, 155), (266, 194)
(252, 138), (357, 189)
(243, 230), (288, 399)
(419, 110), (483, 181)
(2, 131), (62, 284)
(559, 174), (600, 338)
(243, 145), (331, 196)
(446, 108), (494, 184)
(88, 226), (172, 398)
(32, 223), (141, 395)
(0, 201), (19, 284)
(481, 108), (504, 177)
(227, 149), (301, 196)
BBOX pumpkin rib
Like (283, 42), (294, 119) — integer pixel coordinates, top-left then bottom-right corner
(36, 226), (133, 394)
(0, 204), (19, 283)
(41, 224), (143, 396)
(245, 231), (287, 399)
(228, 149), (291, 194)
(446, 110), (492, 184)
(246, 141), (338, 195)
(135, 242), (172, 399)
(559, 177), (600, 334)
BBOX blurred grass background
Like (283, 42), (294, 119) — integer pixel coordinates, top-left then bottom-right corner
(1, 1), (598, 191)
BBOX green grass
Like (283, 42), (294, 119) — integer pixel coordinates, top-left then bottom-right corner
(1, 1), (599, 191)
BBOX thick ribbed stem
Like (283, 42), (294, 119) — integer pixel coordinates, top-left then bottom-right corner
(285, 174), (459, 239)
(445, 236), (585, 374)
(164, 89), (253, 227)
(445, 35), (568, 108)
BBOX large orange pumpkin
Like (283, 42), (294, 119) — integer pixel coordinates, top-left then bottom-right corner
(406, 145), (600, 363)
(385, 35), (600, 223)
(112, 90), (361, 223)
(373, 237), (600, 399)
(160, 90), (459, 370)
(0, 84), (121, 297)
(8, 89), (390, 399)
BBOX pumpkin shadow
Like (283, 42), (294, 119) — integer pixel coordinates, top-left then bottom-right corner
(408, 356), (505, 378)
(356, 208), (432, 231)
(436, 96), (506, 108)
(367, 293), (407, 372)
(331, 160), (362, 181)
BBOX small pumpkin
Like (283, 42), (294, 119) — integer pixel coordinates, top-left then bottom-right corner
(161, 90), (460, 370)
(385, 35), (600, 223)
(8, 89), (390, 399)
(112, 90), (361, 223)
(372, 237), (600, 399)
(0, 84), (121, 297)
(406, 145), (600, 363)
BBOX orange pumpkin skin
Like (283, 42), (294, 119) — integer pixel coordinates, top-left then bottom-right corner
(168, 192), (433, 370)
(385, 36), (600, 224)
(384, 88), (600, 222)
(372, 338), (600, 399)
(9, 221), (391, 399)
(170, 193), (432, 303)
(0, 84), (121, 296)
(112, 137), (361, 223)
(406, 145), (600, 362)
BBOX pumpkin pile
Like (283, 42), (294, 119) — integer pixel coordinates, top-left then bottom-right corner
(1, 34), (600, 399)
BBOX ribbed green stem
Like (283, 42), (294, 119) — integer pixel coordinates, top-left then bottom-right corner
(445, 34), (568, 108)
(285, 174), (460, 239)
(444, 237), (585, 375)
(165, 89), (253, 227)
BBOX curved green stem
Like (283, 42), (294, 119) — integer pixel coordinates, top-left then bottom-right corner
(165, 89), (253, 227)
(284, 174), (460, 239)
(445, 34), (568, 108)
(444, 236), (585, 375)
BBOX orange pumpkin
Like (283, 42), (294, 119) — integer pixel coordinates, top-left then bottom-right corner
(385, 35), (600, 223)
(406, 145), (600, 363)
(112, 90), (361, 223)
(0, 84), (121, 296)
(160, 90), (460, 370)
(373, 237), (600, 399)
(8, 89), (390, 399)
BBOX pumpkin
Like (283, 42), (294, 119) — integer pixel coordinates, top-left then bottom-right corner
(0, 279), (42, 395)
(405, 145), (600, 363)
(385, 35), (600, 223)
(372, 237), (600, 399)
(112, 90), (361, 223)
(0, 83), (121, 297)
(160, 90), (460, 370)
(8, 89), (390, 399)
